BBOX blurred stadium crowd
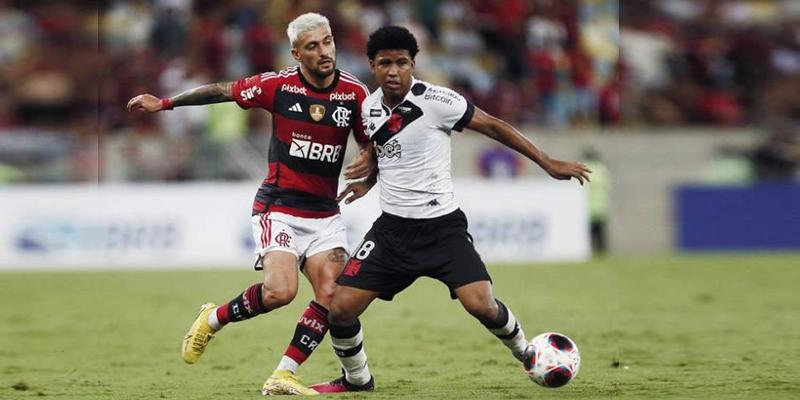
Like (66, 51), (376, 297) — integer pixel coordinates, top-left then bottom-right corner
(622, 0), (800, 126)
(0, 0), (798, 183)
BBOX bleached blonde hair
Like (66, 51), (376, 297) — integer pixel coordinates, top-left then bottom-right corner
(286, 13), (331, 47)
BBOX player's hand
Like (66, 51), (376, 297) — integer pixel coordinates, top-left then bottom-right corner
(336, 181), (373, 204)
(127, 94), (163, 113)
(343, 146), (376, 180)
(544, 159), (592, 185)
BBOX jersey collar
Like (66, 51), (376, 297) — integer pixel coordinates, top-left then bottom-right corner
(379, 76), (419, 113)
(298, 68), (340, 93)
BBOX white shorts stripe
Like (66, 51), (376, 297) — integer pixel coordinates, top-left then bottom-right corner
(260, 212), (270, 247)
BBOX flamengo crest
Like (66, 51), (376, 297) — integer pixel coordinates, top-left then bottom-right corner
(332, 106), (352, 127)
(275, 231), (291, 247)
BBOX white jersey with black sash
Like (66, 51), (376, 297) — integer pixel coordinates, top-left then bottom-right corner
(362, 77), (475, 219)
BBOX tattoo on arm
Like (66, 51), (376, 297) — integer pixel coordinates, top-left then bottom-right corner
(170, 82), (233, 107)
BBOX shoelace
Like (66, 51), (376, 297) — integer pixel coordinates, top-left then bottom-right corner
(191, 332), (213, 352)
(329, 376), (347, 387)
(285, 373), (304, 384)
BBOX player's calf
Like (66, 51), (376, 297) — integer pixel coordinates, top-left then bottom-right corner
(479, 299), (529, 362)
(212, 282), (271, 328)
(274, 300), (329, 374)
(261, 285), (298, 310)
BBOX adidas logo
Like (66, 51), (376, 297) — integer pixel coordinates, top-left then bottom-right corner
(289, 103), (302, 112)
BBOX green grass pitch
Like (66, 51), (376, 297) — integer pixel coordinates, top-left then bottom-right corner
(1, 254), (799, 399)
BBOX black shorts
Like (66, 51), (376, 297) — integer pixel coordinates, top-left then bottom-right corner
(337, 208), (491, 301)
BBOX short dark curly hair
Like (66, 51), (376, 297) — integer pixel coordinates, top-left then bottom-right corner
(366, 26), (419, 60)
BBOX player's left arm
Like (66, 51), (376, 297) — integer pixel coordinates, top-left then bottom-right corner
(466, 107), (591, 185)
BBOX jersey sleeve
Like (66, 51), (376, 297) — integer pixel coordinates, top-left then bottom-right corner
(352, 84), (371, 145)
(231, 72), (279, 111)
(430, 86), (475, 133)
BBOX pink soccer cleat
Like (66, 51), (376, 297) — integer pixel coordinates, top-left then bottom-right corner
(309, 375), (374, 393)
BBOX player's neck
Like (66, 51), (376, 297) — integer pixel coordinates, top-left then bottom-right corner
(299, 65), (335, 90)
(382, 91), (408, 109)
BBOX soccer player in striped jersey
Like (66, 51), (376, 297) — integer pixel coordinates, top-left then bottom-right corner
(308, 26), (591, 393)
(128, 13), (374, 395)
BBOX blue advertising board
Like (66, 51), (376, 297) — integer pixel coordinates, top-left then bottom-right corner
(676, 184), (800, 250)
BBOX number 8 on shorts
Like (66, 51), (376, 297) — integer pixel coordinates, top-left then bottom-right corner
(354, 240), (375, 260)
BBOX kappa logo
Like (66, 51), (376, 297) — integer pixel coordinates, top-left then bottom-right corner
(281, 84), (307, 95)
(332, 106), (352, 127)
(329, 92), (356, 101)
(240, 86), (262, 100)
(376, 139), (402, 159)
(288, 103), (302, 112)
(289, 138), (343, 163)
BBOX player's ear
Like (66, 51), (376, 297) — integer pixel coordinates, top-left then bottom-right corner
(291, 47), (301, 61)
(368, 59), (375, 71)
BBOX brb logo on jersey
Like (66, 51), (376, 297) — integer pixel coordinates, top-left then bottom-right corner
(240, 86), (262, 100)
(289, 135), (343, 163)
(332, 106), (352, 127)
(376, 139), (402, 159)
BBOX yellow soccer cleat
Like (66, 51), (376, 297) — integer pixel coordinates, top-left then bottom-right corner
(181, 303), (218, 364)
(262, 369), (319, 396)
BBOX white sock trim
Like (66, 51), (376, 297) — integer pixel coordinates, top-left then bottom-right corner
(489, 307), (517, 337)
(276, 356), (300, 374)
(331, 329), (363, 350)
(207, 307), (222, 331)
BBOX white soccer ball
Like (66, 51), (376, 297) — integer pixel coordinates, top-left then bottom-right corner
(522, 332), (580, 388)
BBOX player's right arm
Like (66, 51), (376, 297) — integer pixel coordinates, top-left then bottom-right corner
(342, 80), (376, 180)
(467, 107), (591, 185)
(126, 82), (234, 113)
(336, 165), (377, 205)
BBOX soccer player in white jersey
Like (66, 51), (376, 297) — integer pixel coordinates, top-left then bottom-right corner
(305, 26), (592, 393)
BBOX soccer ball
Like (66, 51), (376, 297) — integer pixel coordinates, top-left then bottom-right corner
(522, 332), (580, 388)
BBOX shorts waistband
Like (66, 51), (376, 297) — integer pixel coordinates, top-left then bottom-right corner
(253, 183), (339, 215)
(379, 208), (464, 225)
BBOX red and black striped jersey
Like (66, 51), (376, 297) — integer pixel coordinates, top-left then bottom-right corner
(231, 66), (370, 218)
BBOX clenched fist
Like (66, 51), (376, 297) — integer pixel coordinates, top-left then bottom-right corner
(127, 94), (164, 113)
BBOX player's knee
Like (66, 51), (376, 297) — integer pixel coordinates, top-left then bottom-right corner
(314, 283), (337, 309)
(327, 302), (357, 326)
(262, 285), (297, 309)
